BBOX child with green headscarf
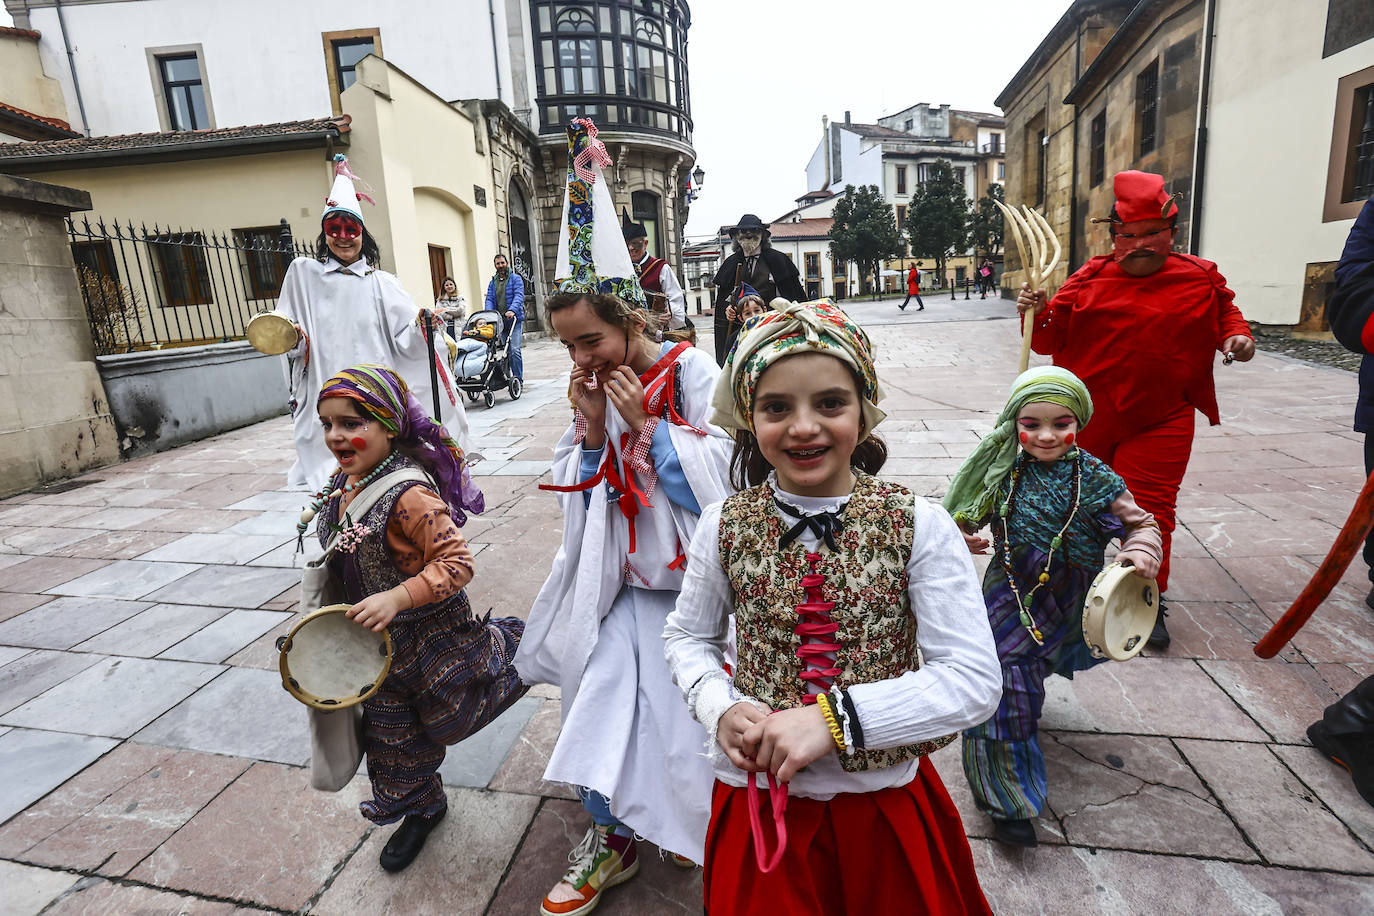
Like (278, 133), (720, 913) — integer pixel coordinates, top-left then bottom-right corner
(943, 366), (1162, 848)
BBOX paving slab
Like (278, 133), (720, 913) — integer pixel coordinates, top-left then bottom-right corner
(0, 743), (249, 876)
(159, 609), (291, 664)
(0, 859), (82, 916)
(140, 508), (259, 533)
(226, 491), (312, 512)
(1040, 658), (1268, 741)
(1273, 744), (1374, 856)
(225, 616), (297, 671)
(222, 510), (301, 537)
(1261, 598), (1374, 665)
(438, 693), (541, 788)
(141, 564), (301, 609)
(137, 532), (287, 565)
(0, 592), (53, 624)
(487, 697), (579, 801)
(0, 556), (111, 593)
(128, 763), (372, 912)
(0, 656), (223, 738)
(72, 602), (225, 658)
(77, 506), (176, 530)
(1177, 738), (1374, 873)
(313, 787), (541, 916)
(37, 880), (269, 915)
(1, 526), (108, 555)
(1042, 732), (1254, 859)
(49, 528), (184, 560)
(0, 595), (152, 649)
(1155, 600), (1290, 661)
(0, 728), (119, 823)
(1200, 659), (1362, 743)
(45, 560), (201, 600)
(0, 649), (105, 715)
(485, 798), (703, 916)
(135, 665), (310, 765)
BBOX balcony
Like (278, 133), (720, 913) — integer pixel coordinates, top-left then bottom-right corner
(538, 94), (693, 145)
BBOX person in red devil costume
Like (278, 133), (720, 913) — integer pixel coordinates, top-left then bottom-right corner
(1016, 170), (1255, 650)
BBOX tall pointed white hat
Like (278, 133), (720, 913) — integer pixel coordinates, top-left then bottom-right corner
(554, 119), (646, 307)
(323, 153), (374, 224)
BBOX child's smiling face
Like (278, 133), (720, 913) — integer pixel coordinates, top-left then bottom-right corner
(752, 352), (862, 497)
(1016, 401), (1079, 463)
(318, 397), (394, 479)
(739, 298), (766, 321)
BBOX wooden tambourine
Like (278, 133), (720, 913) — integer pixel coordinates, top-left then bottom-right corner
(277, 605), (392, 709)
(246, 311), (299, 355)
(1082, 562), (1158, 661)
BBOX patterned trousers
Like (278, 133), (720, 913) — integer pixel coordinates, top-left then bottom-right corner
(360, 608), (526, 824)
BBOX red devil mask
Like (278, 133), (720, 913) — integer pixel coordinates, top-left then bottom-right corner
(324, 214), (362, 240)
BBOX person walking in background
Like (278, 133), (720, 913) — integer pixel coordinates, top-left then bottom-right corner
(979, 259), (995, 299)
(484, 253), (525, 382)
(901, 264), (924, 311)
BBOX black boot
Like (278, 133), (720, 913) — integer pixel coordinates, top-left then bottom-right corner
(379, 807), (447, 872)
(991, 817), (1037, 847)
(1308, 675), (1374, 809)
(1146, 597), (1170, 651)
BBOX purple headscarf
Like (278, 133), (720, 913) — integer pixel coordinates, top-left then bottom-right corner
(318, 364), (485, 524)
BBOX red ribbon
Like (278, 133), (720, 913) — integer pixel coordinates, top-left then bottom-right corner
(540, 434), (652, 554)
(795, 553), (840, 701)
(745, 764), (789, 873)
(641, 341), (707, 435)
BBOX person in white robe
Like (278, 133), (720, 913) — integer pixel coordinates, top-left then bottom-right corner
(513, 118), (734, 916)
(275, 154), (469, 492)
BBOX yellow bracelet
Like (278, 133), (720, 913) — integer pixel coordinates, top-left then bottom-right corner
(815, 692), (846, 753)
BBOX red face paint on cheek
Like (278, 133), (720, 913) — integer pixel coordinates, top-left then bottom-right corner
(349, 437), (368, 450)
(1018, 431), (1030, 445)
(1065, 432), (1075, 445)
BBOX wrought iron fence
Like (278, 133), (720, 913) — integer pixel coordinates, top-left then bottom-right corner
(66, 216), (314, 355)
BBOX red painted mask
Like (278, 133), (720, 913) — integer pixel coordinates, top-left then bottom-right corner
(1111, 224), (1172, 264)
(324, 214), (362, 240)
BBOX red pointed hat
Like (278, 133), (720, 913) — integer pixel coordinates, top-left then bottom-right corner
(1111, 170), (1179, 223)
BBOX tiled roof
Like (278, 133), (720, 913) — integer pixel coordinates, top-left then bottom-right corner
(0, 116), (350, 163)
(796, 189), (835, 202)
(951, 108), (1005, 124)
(767, 218), (833, 239)
(0, 26), (41, 40)
(0, 101), (79, 138)
(842, 122), (914, 140)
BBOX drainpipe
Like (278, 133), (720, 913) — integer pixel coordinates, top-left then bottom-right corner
(1068, 18), (1083, 272)
(1188, 0), (1218, 255)
(487, 0), (504, 103)
(54, 0), (91, 137)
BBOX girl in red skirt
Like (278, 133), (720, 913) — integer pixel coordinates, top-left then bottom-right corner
(664, 300), (1001, 915)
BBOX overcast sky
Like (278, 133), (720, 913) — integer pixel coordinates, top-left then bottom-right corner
(681, 0), (1071, 240)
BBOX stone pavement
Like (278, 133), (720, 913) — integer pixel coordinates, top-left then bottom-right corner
(3, 293), (1374, 914)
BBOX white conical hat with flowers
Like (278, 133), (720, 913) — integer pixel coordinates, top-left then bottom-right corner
(323, 153), (375, 224)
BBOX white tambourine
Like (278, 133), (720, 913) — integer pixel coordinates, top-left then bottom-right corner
(1082, 562), (1158, 661)
(278, 605), (392, 709)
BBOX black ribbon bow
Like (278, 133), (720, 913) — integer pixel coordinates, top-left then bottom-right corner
(775, 498), (845, 550)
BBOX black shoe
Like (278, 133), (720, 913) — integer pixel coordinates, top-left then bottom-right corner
(1146, 599), (1170, 651)
(917, 305), (925, 311)
(991, 817), (1037, 847)
(379, 808), (447, 872)
(1309, 676), (1374, 809)
(1365, 586), (1374, 612)
(899, 304), (906, 311)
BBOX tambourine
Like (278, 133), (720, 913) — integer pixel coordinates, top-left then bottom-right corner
(1082, 562), (1158, 661)
(246, 311), (299, 355)
(277, 605), (392, 709)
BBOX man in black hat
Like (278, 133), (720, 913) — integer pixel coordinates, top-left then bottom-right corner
(623, 210), (687, 331)
(710, 214), (806, 364)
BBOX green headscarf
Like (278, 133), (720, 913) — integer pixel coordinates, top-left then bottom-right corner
(943, 366), (1094, 529)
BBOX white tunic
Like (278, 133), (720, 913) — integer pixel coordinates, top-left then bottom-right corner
(663, 482), (1003, 801)
(516, 342), (734, 861)
(276, 256), (470, 491)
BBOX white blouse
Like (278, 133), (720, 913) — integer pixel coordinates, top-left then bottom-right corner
(663, 479), (1002, 800)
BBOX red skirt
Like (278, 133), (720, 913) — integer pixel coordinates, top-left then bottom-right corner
(703, 759), (991, 916)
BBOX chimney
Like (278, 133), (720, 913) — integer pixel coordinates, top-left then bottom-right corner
(844, 110), (851, 125)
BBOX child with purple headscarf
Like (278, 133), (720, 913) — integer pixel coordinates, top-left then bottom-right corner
(310, 363), (524, 873)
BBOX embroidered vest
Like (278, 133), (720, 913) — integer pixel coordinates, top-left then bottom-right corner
(637, 256), (666, 293)
(321, 458), (474, 624)
(719, 473), (956, 773)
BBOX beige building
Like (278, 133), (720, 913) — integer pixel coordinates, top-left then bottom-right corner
(1198, 0), (1374, 324)
(0, 56), (502, 347)
(0, 24), (78, 142)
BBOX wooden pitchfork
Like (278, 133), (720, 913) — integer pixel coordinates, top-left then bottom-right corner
(994, 201), (1062, 373)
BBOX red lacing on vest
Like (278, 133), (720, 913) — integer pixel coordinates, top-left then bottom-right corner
(795, 551), (840, 702)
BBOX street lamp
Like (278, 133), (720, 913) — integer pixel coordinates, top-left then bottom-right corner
(692, 164), (705, 188)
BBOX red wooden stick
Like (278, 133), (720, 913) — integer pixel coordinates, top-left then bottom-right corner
(1254, 469), (1374, 658)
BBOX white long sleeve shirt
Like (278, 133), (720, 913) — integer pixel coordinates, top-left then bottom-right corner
(635, 253), (687, 330)
(663, 480), (1002, 800)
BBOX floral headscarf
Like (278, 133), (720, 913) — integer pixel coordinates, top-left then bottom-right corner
(709, 298), (885, 439)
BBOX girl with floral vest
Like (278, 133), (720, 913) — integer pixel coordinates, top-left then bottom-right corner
(664, 300), (1001, 915)
(943, 366), (1162, 848)
(310, 364), (525, 873)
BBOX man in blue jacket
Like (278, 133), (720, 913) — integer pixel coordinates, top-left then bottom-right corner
(1311, 198), (1374, 809)
(485, 252), (525, 381)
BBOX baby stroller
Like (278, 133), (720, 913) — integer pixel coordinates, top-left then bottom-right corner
(453, 310), (522, 408)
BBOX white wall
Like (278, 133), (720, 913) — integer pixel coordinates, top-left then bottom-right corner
(26, 0), (511, 136)
(806, 134), (828, 193)
(1199, 1), (1374, 324)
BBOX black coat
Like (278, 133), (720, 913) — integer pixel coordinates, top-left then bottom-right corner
(711, 246), (806, 363)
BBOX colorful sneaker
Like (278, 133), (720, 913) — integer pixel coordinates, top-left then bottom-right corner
(540, 824), (639, 916)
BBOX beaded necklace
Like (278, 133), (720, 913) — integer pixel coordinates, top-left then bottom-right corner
(295, 451), (398, 548)
(996, 449), (1082, 646)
